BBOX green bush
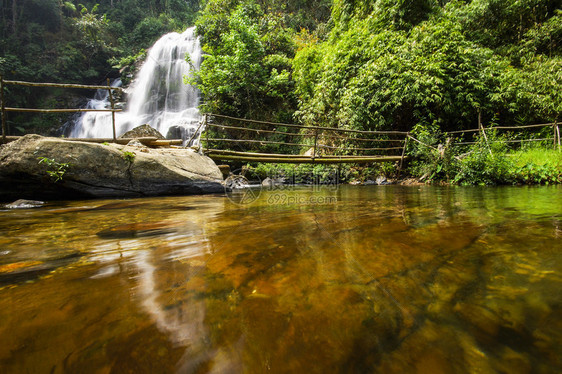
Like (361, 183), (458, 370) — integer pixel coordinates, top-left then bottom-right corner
(453, 133), (514, 185)
(407, 123), (459, 182)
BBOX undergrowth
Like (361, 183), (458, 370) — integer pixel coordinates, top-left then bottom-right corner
(240, 130), (561, 186)
(406, 126), (561, 185)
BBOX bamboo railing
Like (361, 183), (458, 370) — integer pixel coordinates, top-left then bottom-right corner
(202, 114), (410, 164)
(443, 122), (561, 151)
(0, 76), (123, 142)
(201, 113), (561, 164)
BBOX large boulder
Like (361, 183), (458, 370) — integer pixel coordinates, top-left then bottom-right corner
(0, 135), (224, 200)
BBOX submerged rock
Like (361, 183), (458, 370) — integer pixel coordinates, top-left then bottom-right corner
(0, 252), (83, 286)
(97, 221), (178, 239)
(0, 135), (224, 200)
(376, 176), (390, 185)
(4, 199), (45, 209)
(262, 177), (285, 188)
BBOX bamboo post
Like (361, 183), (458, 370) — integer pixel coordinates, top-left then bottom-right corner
(312, 128), (319, 160)
(107, 79), (117, 142)
(555, 123), (562, 152)
(1, 75), (6, 142)
(205, 114), (209, 150)
(478, 109), (492, 155)
(398, 133), (409, 177)
(186, 114), (206, 147)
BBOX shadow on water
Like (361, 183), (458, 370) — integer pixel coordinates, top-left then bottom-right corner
(0, 185), (560, 373)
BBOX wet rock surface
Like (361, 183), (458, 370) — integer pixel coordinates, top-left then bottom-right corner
(119, 124), (165, 139)
(0, 134), (224, 200)
(3, 199), (45, 209)
(96, 221), (179, 239)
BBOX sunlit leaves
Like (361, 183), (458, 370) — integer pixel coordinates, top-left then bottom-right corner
(194, 0), (296, 120)
(294, 0), (562, 132)
(294, 15), (504, 131)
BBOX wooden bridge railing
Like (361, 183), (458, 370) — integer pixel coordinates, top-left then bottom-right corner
(199, 113), (561, 164)
(0, 76), (123, 142)
(445, 122), (560, 147)
(201, 113), (410, 164)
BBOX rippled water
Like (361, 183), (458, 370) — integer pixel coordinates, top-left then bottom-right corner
(0, 185), (560, 373)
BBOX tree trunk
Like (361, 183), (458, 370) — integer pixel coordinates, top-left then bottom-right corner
(11, 0), (16, 34)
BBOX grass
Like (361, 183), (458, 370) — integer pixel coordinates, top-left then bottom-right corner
(508, 146), (562, 185)
(510, 147), (562, 169)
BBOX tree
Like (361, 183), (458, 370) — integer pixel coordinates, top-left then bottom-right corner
(194, 0), (296, 121)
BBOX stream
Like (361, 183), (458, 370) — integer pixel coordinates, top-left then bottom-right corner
(0, 185), (561, 373)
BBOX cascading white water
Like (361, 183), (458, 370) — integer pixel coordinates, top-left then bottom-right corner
(69, 27), (202, 142)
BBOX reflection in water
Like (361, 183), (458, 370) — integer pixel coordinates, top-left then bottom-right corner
(0, 186), (561, 373)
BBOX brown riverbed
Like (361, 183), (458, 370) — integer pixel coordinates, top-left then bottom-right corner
(0, 185), (561, 373)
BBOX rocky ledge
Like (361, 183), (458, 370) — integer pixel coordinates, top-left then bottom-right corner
(0, 135), (224, 200)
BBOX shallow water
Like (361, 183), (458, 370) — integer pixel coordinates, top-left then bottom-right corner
(0, 185), (561, 373)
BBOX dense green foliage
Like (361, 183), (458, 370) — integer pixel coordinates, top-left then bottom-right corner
(1, 0), (199, 134)
(1, 0), (199, 82)
(4, 0), (561, 135)
(293, 0), (562, 132)
(192, 0), (331, 122)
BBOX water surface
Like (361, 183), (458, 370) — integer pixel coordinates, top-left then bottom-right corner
(0, 186), (561, 373)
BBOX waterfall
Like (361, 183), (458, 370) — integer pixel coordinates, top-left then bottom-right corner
(68, 27), (203, 143)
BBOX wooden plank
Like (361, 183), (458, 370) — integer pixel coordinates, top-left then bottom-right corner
(205, 149), (400, 159)
(207, 154), (406, 164)
(64, 137), (159, 145)
(146, 139), (183, 146)
(0, 135), (19, 144)
(206, 149), (313, 158)
(205, 138), (400, 151)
